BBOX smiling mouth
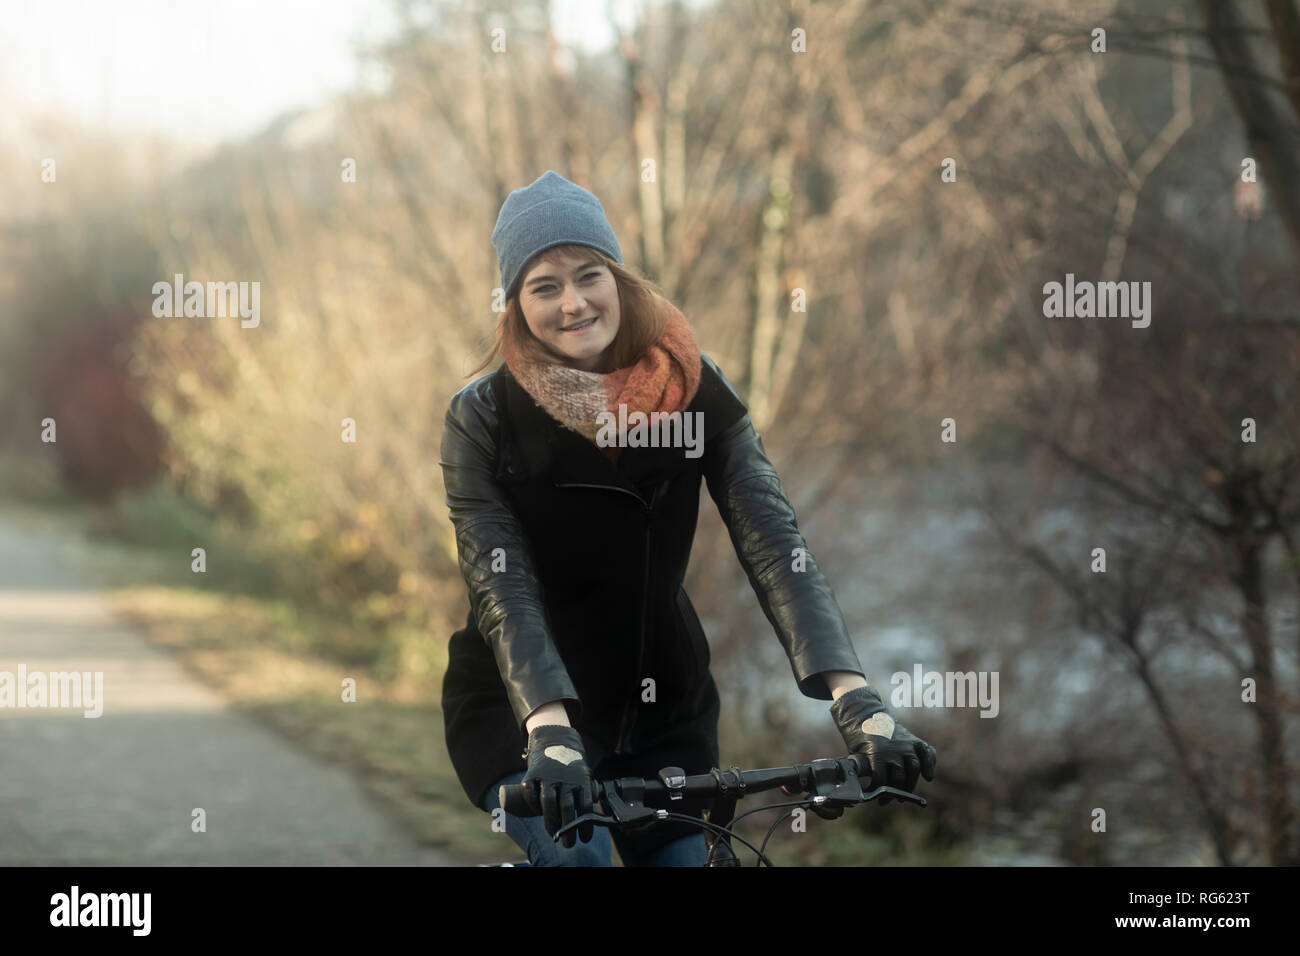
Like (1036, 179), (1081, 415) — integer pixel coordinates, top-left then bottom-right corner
(561, 317), (598, 332)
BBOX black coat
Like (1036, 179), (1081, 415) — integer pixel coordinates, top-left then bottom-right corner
(439, 354), (866, 856)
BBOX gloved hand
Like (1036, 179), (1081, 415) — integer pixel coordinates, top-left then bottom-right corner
(830, 685), (937, 805)
(521, 724), (596, 847)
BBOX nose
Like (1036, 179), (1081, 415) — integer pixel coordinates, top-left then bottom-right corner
(560, 283), (587, 315)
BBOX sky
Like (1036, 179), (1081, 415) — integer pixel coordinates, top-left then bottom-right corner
(1, 0), (647, 149)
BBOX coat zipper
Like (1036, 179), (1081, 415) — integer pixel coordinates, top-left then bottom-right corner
(555, 477), (667, 756)
(616, 499), (657, 754)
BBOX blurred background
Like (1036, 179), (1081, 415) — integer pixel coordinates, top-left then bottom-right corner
(1, 0), (1298, 866)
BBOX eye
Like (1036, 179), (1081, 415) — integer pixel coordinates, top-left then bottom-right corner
(533, 272), (601, 294)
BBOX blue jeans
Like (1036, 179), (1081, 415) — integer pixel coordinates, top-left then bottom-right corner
(481, 770), (708, 866)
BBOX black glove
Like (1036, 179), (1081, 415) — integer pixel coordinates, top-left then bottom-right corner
(521, 724), (596, 847)
(830, 685), (937, 804)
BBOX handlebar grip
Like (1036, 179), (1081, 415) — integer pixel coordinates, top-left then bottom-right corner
(499, 782), (541, 816)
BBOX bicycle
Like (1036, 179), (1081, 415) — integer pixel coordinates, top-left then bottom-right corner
(479, 753), (927, 866)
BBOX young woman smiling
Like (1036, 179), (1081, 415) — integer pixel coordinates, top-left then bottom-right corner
(440, 171), (937, 866)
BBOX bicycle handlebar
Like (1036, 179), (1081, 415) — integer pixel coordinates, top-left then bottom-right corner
(499, 752), (926, 822)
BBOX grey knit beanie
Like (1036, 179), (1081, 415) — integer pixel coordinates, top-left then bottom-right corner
(491, 170), (623, 301)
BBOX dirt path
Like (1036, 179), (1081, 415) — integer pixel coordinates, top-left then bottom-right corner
(0, 506), (461, 865)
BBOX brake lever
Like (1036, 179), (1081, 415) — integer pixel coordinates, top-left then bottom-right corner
(551, 811), (619, 843)
(600, 776), (664, 832)
(864, 785), (927, 807)
(787, 758), (930, 810)
(842, 754), (929, 807)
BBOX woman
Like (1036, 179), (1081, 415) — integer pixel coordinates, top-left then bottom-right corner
(440, 170), (936, 866)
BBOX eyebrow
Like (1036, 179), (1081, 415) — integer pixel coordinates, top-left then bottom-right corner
(524, 259), (602, 288)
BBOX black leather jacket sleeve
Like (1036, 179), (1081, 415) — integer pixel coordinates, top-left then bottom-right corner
(439, 378), (582, 731)
(700, 370), (867, 699)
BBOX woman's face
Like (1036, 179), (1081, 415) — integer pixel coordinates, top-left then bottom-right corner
(517, 250), (621, 372)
